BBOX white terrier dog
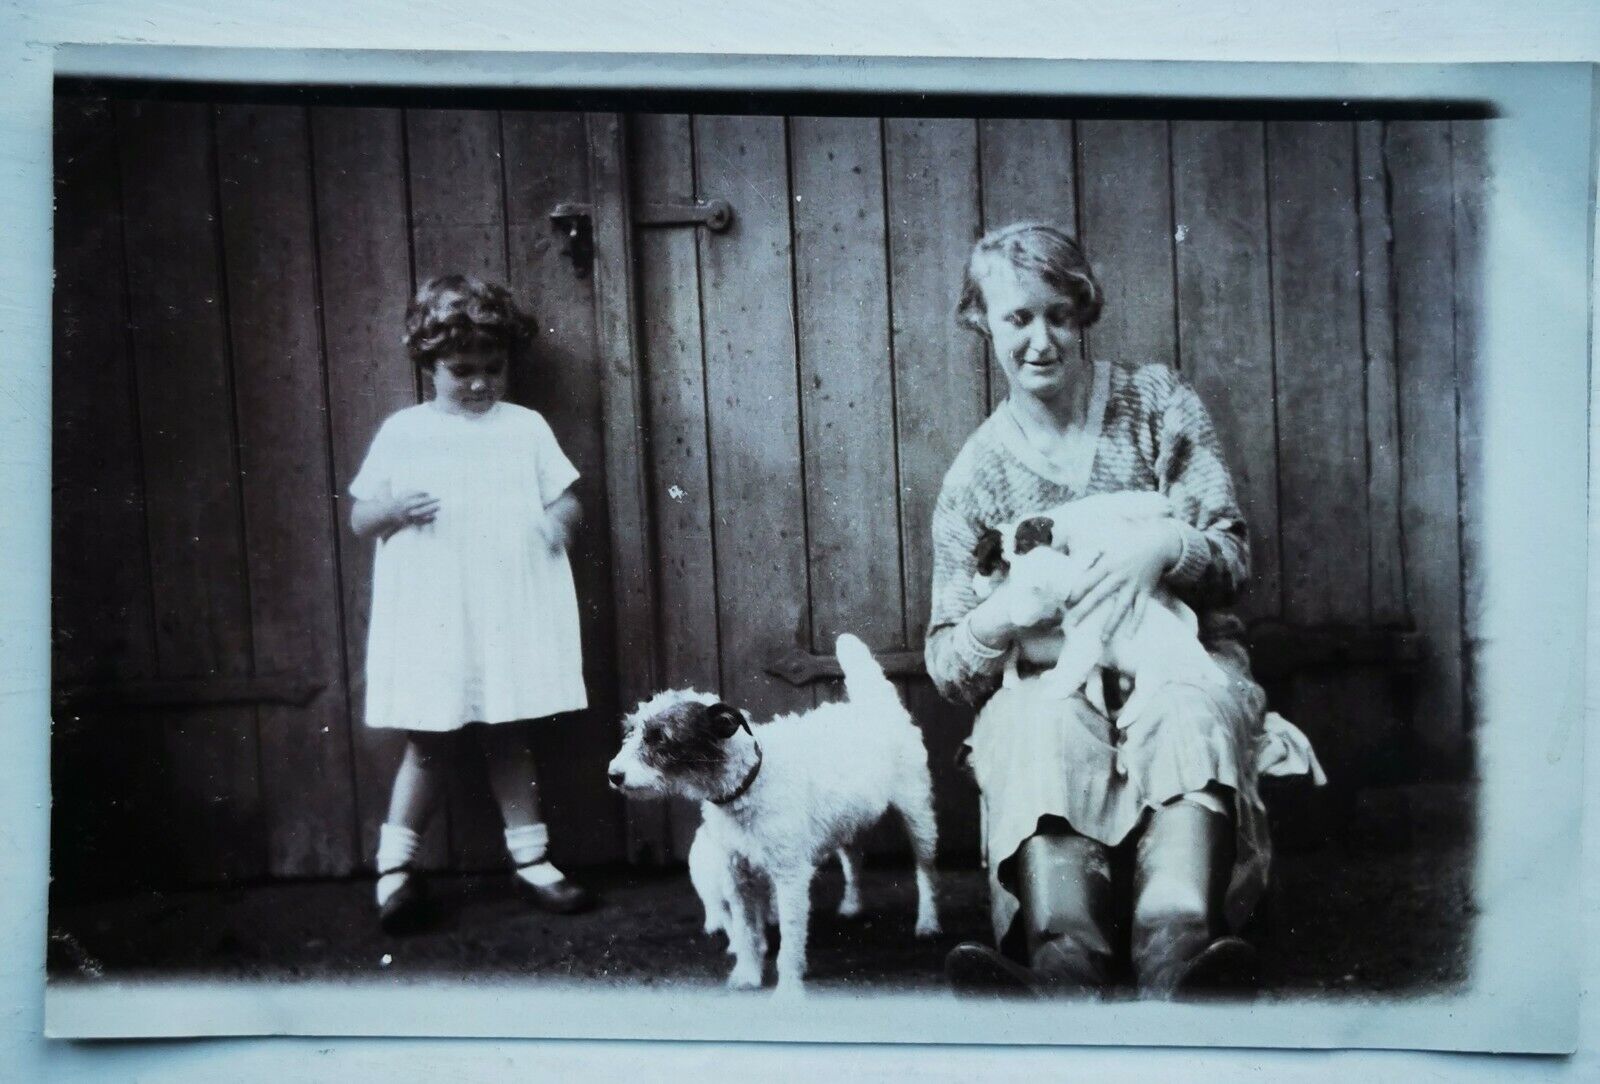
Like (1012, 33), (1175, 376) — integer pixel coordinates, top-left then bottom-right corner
(971, 491), (1230, 723)
(607, 634), (940, 994)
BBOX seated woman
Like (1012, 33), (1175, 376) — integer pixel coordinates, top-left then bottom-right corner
(927, 222), (1276, 997)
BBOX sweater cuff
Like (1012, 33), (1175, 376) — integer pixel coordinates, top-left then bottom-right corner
(956, 613), (1008, 664)
(1165, 521), (1212, 588)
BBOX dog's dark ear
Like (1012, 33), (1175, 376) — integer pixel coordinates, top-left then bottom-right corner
(702, 702), (747, 741)
(1014, 516), (1055, 555)
(972, 528), (1006, 576)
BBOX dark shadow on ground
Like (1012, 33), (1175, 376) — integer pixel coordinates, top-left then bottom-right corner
(47, 784), (1474, 997)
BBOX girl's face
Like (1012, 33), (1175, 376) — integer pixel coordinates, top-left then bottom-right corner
(430, 346), (508, 415)
(980, 264), (1084, 403)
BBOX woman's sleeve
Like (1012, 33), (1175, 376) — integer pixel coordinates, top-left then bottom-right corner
(1150, 372), (1251, 609)
(923, 471), (1009, 708)
(348, 417), (394, 501)
(531, 413), (581, 505)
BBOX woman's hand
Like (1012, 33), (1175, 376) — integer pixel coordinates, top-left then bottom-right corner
(1066, 519), (1183, 641)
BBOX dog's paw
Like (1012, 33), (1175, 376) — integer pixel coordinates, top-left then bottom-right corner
(772, 980), (807, 1001)
(914, 916), (942, 939)
(726, 967), (764, 991)
(836, 895), (863, 919)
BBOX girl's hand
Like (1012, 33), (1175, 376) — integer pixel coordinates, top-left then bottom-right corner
(538, 514), (571, 553)
(540, 490), (582, 554)
(1065, 520), (1182, 641)
(387, 490), (439, 533)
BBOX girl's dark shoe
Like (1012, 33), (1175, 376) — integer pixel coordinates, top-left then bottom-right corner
(377, 867), (434, 936)
(512, 864), (596, 914)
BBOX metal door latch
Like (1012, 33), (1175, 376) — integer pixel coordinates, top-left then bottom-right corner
(633, 198), (733, 231)
(549, 201), (596, 279)
(549, 198), (734, 278)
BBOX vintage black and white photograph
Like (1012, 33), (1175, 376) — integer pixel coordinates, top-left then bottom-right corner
(43, 56), (1554, 1043)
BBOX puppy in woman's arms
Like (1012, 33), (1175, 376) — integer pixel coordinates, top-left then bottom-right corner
(971, 490), (1230, 722)
(607, 634), (940, 995)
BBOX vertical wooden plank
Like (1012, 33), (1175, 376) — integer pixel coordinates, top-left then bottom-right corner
(1452, 120), (1489, 752)
(52, 96), (164, 894)
(1266, 122), (1371, 628)
(791, 116), (903, 650)
(1266, 121), (1394, 805)
(692, 114), (812, 720)
(405, 109), (509, 286)
(978, 118), (1077, 232)
(215, 104), (358, 878)
(116, 100), (263, 885)
(885, 117), (985, 861)
(1389, 121), (1468, 777)
(53, 98), (158, 688)
(310, 106), (442, 871)
(1077, 120), (1178, 369)
(1170, 120), (1282, 622)
(501, 108), (625, 868)
(630, 112), (717, 862)
(587, 112), (668, 859)
(1356, 121), (1410, 627)
(886, 117), (985, 649)
(978, 118), (1078, 413)
(404, 107), (512, 870)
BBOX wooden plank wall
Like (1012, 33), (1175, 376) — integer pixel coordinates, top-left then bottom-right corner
(629, 114), (1486, 862)
(52, 101), (1487, 889)
(52, 98), (624, 893)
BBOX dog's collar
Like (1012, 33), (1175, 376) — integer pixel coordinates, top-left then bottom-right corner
(709, 742), (763, 806)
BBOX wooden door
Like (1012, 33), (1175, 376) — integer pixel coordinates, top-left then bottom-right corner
(586, 111), (1486, 864)
(51, 98), (629, 895)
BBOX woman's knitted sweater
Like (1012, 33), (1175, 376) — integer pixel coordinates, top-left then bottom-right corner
(925, 361), (1251, 707)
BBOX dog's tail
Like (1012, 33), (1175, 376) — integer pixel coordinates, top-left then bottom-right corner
(836, 633), (901, 708)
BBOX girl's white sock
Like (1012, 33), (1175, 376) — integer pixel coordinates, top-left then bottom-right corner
(375, 823), (422, 906)
(504, 823), (566, 887)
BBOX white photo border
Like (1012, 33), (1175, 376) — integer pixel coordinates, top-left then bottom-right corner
(33, 48), (1594, 1054)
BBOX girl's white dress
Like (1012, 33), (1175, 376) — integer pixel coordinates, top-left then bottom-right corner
(350, 402), (588, 731)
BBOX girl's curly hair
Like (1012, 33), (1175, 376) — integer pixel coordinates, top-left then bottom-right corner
(403, 274), (537, 367)
(955, 222), (1103, 335)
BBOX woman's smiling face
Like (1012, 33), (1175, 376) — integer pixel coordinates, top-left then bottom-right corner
(981, 264), (1083, 402)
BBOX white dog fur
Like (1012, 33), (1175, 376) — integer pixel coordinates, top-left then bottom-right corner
(607, 634), (940, 994)
(688, 827), (863, 946)
(971, 490), (1230, 724)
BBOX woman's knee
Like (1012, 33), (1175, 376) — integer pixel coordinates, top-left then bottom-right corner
(1132, 866), (1209, 931)
(1132, 796), (1230, 929)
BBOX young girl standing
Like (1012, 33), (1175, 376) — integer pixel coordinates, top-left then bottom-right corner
(350, 275), (594, 933)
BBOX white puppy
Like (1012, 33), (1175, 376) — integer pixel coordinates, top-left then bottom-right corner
(608, 634), (940, 994)
(971, 491), (1229, 721)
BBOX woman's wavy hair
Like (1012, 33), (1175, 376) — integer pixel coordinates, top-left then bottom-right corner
(955, 222), (1104, 335)
(403, 274), (537, 368)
